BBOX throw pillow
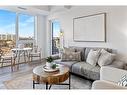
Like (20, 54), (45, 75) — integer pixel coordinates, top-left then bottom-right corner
(59, 47), (75, 58)
(118, 75), (127, 87)
(61, 51), (81, 61)
(98, 49), (115, 67)
(86, 49), (100, 66)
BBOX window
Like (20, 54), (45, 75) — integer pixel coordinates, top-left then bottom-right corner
(51, 21), (60, 55)
(18, 14), (35, 48)
(0, 9), (35, 55)
(0, 10), (16, 53)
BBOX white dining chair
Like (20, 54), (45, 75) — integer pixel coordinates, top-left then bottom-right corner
(0, 48), (16, 71)
(28, 45), (41, 63)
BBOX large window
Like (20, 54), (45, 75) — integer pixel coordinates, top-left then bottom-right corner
(52, 21), (60, 55)
(0, 9), (35, 55)
(19, 14), (35, 48)
(0, 10), (16, 53)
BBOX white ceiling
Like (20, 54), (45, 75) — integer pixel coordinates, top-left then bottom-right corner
(0, 6), (72, 16)
(32, 6), (51, 11)
(32, 5), (72, 13)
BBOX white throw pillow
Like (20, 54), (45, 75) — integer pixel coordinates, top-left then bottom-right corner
(118, 75), (127, 87)
(98, 49), (115, 67)
(86, 49), (100, 66)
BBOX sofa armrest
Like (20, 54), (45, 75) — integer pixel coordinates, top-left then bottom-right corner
(51, 54), (60, 60)
(92, 80), (126, 89)
(100, 66), (127, 83)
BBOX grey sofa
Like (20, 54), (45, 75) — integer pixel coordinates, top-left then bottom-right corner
(53, 47), (125, 80)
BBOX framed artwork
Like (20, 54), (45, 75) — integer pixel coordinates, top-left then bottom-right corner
(73, 13), (106, 42)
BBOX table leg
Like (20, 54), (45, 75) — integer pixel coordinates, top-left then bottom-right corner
(24, 51), (26, 63)
(18, 52), (20, 64)
(49, 85), (52, 90)
(69, 72), (71, 89)
(33, 80), (35, 89)
(11, 57), (13, 72)
(46, 82), (48, 90)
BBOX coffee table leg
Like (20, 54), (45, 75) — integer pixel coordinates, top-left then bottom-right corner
(46, 82), (48, 90)
(49, 85), (52, 90)
(69, 72), (71, 89)
(33, 81), (35, 89)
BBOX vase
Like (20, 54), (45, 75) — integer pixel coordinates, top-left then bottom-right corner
(46, 62), (53, 69)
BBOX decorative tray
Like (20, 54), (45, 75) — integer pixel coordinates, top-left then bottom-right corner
(43, 65), (59, 72)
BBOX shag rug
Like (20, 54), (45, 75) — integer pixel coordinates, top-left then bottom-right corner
(4, 74), (93, 89)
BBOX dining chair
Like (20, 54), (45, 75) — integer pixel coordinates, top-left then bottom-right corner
(0, 48), (16, 71)
(28, 45), (41, 63)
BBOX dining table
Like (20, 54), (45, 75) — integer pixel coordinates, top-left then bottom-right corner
(11, 47), (32, 65)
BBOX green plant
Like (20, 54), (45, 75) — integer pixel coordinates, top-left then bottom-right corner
(46, 56), (53, 63)
(52, 64), (56, 69)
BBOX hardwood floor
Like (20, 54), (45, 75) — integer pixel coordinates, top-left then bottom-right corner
(0, 60), (45, 89)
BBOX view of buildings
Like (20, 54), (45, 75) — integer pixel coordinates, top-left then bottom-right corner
(52, 21), (61, 55)
(0, 9), (35, 55)
(0, 33), (34, 55)
(52, 37), (60, 55)
(0, 34), (15, 55)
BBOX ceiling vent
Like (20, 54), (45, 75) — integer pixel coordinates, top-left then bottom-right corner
(17, 7), (27, 10)
(64, 6), (71, 9)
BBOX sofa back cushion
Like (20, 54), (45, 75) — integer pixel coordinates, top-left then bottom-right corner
(68, 46), (116, 61)
(98, 49), (116, 67)
(63, 47), (75, 53)
(69, 46), (85, 61)
(85, 47), (114, 60)
(86, 49), (101, 66)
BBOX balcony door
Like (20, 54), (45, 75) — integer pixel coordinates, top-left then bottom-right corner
(51, 20), (61, 55)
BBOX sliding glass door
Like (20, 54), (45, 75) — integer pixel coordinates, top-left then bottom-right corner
(51, 20), (60, 55)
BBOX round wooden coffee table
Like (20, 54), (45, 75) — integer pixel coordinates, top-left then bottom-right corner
(33, 64), (71, 89)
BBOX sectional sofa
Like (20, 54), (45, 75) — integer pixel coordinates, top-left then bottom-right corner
(92, 66), (127, 89)
(53, 46), (125, 80)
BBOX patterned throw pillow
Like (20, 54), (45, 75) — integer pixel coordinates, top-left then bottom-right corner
(98, 49), (115, 67)
(118, 75), (127, 87)
(86, 49), (100, 66)
(61, 51), (81, 61)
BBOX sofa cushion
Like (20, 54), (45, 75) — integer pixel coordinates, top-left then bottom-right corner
(85, 47), (113, 61)
(63, 47), (75, 53)
(54, 59), (77, 69)
(88, 65), (100, 80)
(98, 49), (115, 67)
(86, 49), (100, 66)
(72, 62), (100, 80)
(69, 46), (85, 61)
(107, 60), (124, 69)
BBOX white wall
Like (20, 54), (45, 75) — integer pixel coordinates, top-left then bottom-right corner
(47, 6), (127, 62)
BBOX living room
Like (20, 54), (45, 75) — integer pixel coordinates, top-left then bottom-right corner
(0, 0), (127, 95)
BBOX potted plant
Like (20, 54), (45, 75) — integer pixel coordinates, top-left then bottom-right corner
(46, 56), (53, 69)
